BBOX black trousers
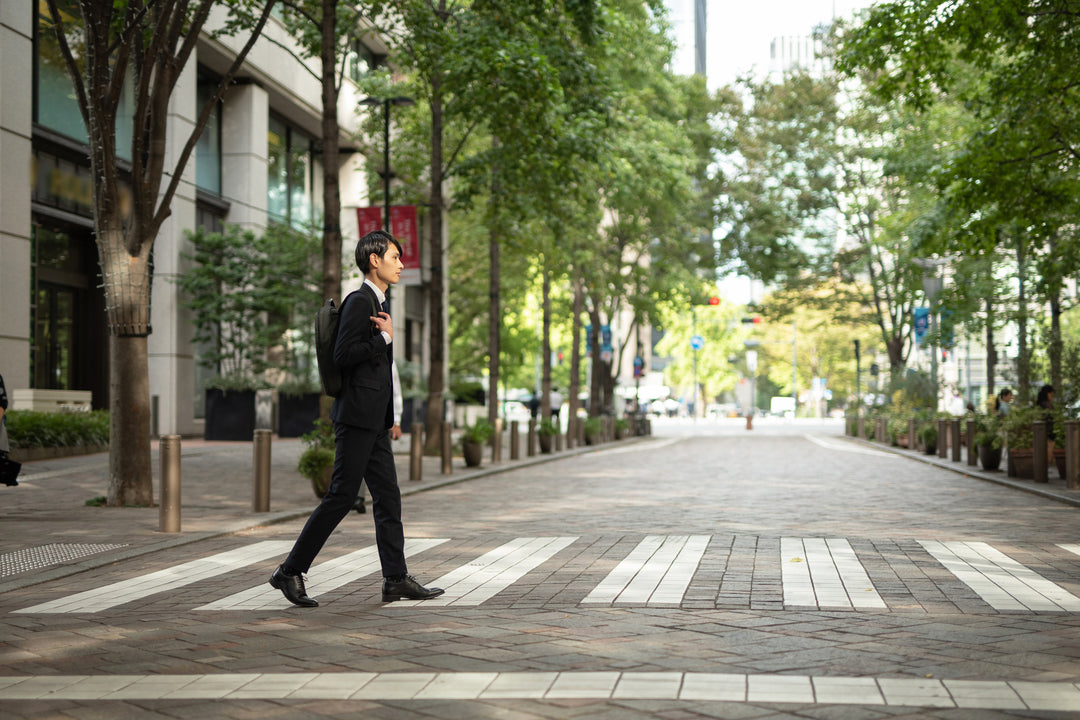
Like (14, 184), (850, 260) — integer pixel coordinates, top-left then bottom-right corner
(285, 422), (406, 577)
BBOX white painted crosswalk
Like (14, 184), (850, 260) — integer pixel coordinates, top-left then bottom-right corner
(10, 535), (1080, 614)
(13, 541), (293, 614)
(782, 538), (887, 610)
(582, 535), (710, 605)
(919, 540), (1080, 612)
(196, 538), (449, 610)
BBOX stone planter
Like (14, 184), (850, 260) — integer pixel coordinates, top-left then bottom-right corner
(538, 433), (554, 454)
(979, 445), (1002, 472)
(205, 388), (256, 441)
(1008, 448), (1034, 479)
(278, 392), (321, 438)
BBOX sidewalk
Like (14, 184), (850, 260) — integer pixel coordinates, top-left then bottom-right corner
(0, 431), (604, 594)
(851, 435), (1080, 508)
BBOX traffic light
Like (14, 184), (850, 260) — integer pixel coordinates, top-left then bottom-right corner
(740, 316), (762, 324)
(708, 296), (720, 305)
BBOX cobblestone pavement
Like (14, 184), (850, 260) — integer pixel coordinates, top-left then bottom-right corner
(1, 417), (1080, 719)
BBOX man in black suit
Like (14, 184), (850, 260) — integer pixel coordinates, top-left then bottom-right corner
(270, 230), (443, 607)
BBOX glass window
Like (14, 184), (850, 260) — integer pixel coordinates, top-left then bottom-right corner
(196, 70), (222, 195)
(267, 118), (322, 230)
(36, 2), (134, 159)
(348, 41), (383, 83)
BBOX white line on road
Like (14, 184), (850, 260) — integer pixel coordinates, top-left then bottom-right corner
(390, 537), (578, 606)
(0, 671), (1075, 710)
(803, 435), (897, 457)
(781, 538), (886, 610)
(582, 535), (710, 605)
(196, 538), (450, 610)
(13, 541), (294, 614)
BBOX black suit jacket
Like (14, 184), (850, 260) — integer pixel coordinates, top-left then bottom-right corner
(329, 284), (394, 430)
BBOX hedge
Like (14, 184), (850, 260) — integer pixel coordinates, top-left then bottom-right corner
(5, 410), (109, 449)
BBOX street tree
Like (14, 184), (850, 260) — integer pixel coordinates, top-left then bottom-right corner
(44, 0), (276, 506)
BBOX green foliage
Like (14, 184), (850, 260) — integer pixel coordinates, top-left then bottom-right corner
(973, 413), (1004, 450)
(180, 224), (321, 390)
(5, 410), (109, 449)
(537, 418), (559, 437)
(297, 419), (335, 484)
(582, 416), (601, 437)
(450, 379), (486, 406)
(461, 418), (494, 445)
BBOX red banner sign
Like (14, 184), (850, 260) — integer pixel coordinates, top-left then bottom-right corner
(356, 206), (420, 271)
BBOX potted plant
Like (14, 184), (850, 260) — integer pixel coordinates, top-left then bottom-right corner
(537, 418), (558, 453)
(583, 417), (602, 446)
(614, 417), (630, 440)
(180, 226), (278, 441)
(297, 419), (335, 499)
(973, 413), (1004, 471)
(917, 421), (938, 455)
(461, 419), (493, 467)
(1002, 404), (1038, 478)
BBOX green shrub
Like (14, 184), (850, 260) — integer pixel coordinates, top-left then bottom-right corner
(461, 418), (493, 445)
(5, 410), (109, 449)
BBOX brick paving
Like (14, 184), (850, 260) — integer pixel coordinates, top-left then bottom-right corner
(0, 418), (1079, 718)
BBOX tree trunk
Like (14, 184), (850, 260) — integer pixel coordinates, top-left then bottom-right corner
(108, 335), (153, 507)
(985, 298), (996, 397)
(568, 278), (584, 435)
(1016, 238), (1030, 401)
(487, 204), (500, 427)
(1050, 291), (1062, 392)
(588, 303), (602, 417)
(424, 61), (447, 451)
(540, 268), (552, 419)
(320, 0), (342, 304)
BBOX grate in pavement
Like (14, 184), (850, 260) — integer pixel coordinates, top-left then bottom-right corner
(0, 543), (128, 578)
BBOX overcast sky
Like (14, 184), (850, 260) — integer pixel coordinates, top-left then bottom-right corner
(663, 0), (876, 87)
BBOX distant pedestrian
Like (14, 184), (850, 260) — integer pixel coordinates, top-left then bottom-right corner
(550, 387), (563, 421)
(993, 388), (1013, 416)
(269, 230), (443, 607)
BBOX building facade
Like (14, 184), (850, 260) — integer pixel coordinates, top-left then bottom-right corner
(0, 2), (427, 435)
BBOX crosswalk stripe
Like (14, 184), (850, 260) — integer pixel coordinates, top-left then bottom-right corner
(582, 535), (710, 605)
(1059, 544), (1080, 559)
(195, 539), (450, 610)
(919, 541), (1080, 612)
(13, 541), (294, 614)
(781, 538), (886, 610)
(390, 537), (577, 607)
(0, 671), (1078, 709)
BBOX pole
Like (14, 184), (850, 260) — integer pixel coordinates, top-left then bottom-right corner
(159, 435), (181, 533)
(791, 321), (797, 417)
(253, 429), (271, 512)
(383, 99), (391, 229)
(692, 308), (698, 420)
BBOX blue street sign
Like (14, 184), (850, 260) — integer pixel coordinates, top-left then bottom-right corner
(690, 335), (705, 350)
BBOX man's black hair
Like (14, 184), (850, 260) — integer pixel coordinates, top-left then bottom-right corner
(355, 229), (403, 273)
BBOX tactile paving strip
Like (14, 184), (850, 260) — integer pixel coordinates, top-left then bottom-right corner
(0, 543), (128, 578)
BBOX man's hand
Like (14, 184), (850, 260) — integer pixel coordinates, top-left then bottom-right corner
(391, 423), (402, 441)
(371, 311), (393, 341)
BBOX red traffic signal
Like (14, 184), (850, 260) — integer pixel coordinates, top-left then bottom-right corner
(708, 296), (720, 305)
(740, 316), (762, 324)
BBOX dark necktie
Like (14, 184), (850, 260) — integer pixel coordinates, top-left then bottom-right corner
(380, 300), (389, 315)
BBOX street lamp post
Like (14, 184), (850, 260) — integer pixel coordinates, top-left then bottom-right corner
(360, 96), (415, 230)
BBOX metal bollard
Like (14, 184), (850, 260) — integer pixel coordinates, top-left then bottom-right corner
(1066, 421), (1080, 490)
(527, 419), (537, 457)
(951, 419), (962, 462)
(857, 416), (865, 439)
(410, 423), (423, 482)
(441, 422), (453, 475)
(1033, 420), (1048, 483)
(969, 418), (982, 465)
(510, 421), (520, 460)
(937, 420), (948, 458)
(159, 435), (181, 533)
(492, 418), (503, 463)
(908, 417), (917, 451)
(556, 431), (564, 452)
(253, 429), (271, 512)
(566, 417), (575, 449)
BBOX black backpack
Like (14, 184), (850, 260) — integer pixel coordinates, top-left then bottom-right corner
(315, 291), (379, 397)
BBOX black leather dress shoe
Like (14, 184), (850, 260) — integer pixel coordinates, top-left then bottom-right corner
(382, 575), (445, 602)
(269, 565), (318, 607)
